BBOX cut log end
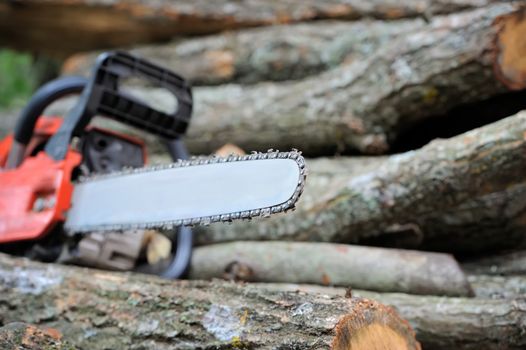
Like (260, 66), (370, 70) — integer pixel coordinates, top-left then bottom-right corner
(332, 299), (421, 350)
(494, 7), (526, 90)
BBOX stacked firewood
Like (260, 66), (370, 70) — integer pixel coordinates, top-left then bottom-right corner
(1, 1), (526, 349)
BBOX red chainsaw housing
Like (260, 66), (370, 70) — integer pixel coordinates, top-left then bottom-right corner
(0, 117), (145, 244)
(0, 117), (81, 243)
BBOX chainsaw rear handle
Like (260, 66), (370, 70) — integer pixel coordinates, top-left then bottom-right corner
(45, 51), (193, 161)
(13, 76), (87, 145)
(6, 76), (87, 168)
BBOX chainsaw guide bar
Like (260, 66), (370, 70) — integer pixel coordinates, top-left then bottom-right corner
(65, 150), (306, 233)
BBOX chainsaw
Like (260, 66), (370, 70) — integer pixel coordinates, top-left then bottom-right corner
(0, 52), (306, 278)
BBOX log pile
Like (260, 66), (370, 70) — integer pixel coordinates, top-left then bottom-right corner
(1, 254), (525, 349)
(1, 1), (526, 349)
(0, 0), (507, 57)
(195, 110), (526, 253)
(60, 2), (526, 155)
(0, 255), (422, 349)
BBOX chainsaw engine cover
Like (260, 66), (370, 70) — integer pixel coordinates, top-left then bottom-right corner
(0, 152), (81, 243)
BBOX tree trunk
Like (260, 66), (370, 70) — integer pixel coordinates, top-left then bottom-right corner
(195, 110), (526, 254)
(257, 283), (526, 350)
(180, 4), (526, 155)
(62, 19), (427, 85)
(189, 241), (472, 297)
(0, 0), (504, 57)
(0, 253), (420, 350)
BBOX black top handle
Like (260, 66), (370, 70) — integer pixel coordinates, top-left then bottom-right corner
(45, 51), (193, 160)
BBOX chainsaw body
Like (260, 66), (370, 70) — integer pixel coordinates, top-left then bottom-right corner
(0, 52), (194, 277)
(0, 117), (146, 243)
(0, 52), (306, 278)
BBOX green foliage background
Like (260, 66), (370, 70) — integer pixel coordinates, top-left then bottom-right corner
(0, 49), (35, 109)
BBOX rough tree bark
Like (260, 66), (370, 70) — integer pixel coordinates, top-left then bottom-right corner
(394, 181), (526, 253)
(189, 241), (472, 297)
(467, 275), (526, 299)
(0, 0), (505, 57)
(257, 283), (526, 350)
(0, 323), (76, 350)
(179, 4), (526, 155)
(0, 254), (421, 350)
(62, 19), (426, 85)
(195, 110), (526, 254)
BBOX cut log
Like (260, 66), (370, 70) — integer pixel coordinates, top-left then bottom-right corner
(0, 322), (76, 350)
(462, 250), (526, 275)
(468, 275), (526, 299)
(62, 19), (426, 85)
(354, 290), (526, 350)
(0, 0), (503, 57)
(189, 241), (473, 297)
(257, 283), (526, 350)
(0, 254), (420, 350)
(391, 181), (526, 253)
(195, 110), (526, 254)
(256, 273), (526, 300)
(180, 4), (526, 155)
